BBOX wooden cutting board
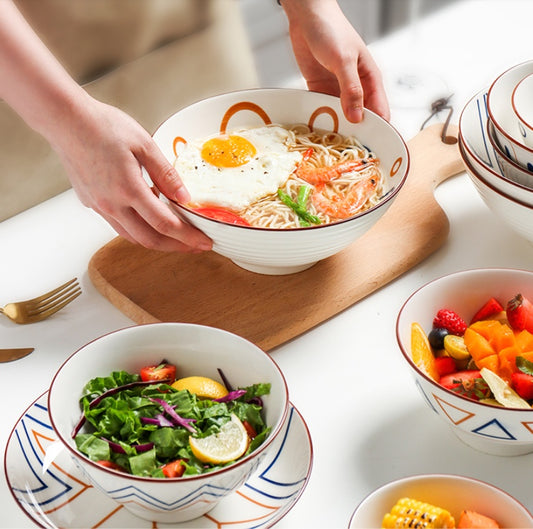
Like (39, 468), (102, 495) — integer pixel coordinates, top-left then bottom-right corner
(88, 123), (464, 351)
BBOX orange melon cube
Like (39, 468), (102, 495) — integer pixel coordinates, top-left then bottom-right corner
(489, 322), (515, 351)
(515, 329), (533, 352)
(475, 354), (499, 374)
(469, 320), (503, 341)
(498, 345), (521, 383)
(464, 327), (495, 361)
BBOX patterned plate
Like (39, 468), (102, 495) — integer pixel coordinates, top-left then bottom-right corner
(5, 392), (312, 528)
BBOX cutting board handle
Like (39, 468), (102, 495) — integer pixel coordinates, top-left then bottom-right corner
(374, 122), (463, 259)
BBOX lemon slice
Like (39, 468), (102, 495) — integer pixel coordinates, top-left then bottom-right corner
(443, 334), (470, 360)
(480, 368), (532, 409)
(411, 322), (439, 381)
(172, 376), (228, 399)
(189, 413), (250, 464)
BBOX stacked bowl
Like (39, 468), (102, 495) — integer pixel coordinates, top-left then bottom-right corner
(459, 60), (533, 243)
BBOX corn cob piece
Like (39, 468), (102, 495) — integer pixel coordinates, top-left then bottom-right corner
(382, 497), (455, 528)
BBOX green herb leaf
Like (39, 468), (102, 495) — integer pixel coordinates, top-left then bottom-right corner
(516, 355), (533, 375)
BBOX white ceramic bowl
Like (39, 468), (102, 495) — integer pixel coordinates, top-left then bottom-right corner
(460, 140), (533, 245)
(512, 72), (533, 148)
(153, 88), (409, 275)
(459, 88), (533, 204)
(487, 119), (533, 188)
(348, 474), (533, 528)
(397, 268), (533, 456)
(48, 323), (289, 523)
(487, 61), (533, 171)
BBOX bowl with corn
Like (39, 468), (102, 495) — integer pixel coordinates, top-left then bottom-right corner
(348, 474), (533, 528)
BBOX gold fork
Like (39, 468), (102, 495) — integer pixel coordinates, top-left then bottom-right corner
(0, 278), (82, 324)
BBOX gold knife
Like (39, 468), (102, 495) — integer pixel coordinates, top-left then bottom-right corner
(0, 347), (35, 362)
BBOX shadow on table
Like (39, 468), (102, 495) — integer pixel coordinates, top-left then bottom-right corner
(351, 402), (529, 493)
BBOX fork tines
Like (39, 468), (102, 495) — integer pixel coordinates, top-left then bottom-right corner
(28, 278), (82, 317)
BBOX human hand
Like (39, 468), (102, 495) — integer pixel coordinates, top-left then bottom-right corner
(51, 96), (213, 253)
(280, 0), (390, 123)
(0, 1), (211, 253)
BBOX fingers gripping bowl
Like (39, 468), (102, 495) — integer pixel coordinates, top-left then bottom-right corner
(48, 323), (289, 523)
(397, 268), (533, 456)
(153, 88), (409, 275)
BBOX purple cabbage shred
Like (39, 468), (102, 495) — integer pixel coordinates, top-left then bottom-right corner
(213, 389), (246, 402)
(141, 413), (174, 428)
(149, 398), (197, 433)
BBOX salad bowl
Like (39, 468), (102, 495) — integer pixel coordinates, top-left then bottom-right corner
(397, 268), (533, 456)
(47, 322), (289, 523)
(348, 474), (533, 528)
(152, 88), (409, 275)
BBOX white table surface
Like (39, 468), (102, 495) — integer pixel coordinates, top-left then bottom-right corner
(3, 1), (533, 527)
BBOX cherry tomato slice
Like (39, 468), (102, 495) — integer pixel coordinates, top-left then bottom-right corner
(139, 363), (177, 383)
(193, 207), (250, 226)
(161, 459), (186, 478)
(242, 420), (257, 440)
(96, 460), (126, 472)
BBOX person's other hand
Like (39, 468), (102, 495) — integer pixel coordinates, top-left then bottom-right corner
(52, 96), (213, 253)
(280, 0), (390, 123)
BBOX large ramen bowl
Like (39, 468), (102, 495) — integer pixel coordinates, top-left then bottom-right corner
(348, 474), (533, 528)
(48, 323), (289, 523)
(153, 88), (409, 275)
(397, 268), (533, 456)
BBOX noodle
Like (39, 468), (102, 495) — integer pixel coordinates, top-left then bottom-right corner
(240, 124), (383, 229)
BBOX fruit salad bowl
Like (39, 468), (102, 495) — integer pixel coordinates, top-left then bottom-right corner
(396, 268), (533, 456)
(152, 88), (409, 275)
(48, 322), (289, 523)
(348, 474), (533, 528)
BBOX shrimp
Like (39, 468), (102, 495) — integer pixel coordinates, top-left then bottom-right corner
(295, 158), (372, 185)
(311, 176), (378, 220)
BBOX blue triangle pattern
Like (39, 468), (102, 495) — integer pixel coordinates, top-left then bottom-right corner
(12, 412), (74, 505)
(471, 418), (516, 441)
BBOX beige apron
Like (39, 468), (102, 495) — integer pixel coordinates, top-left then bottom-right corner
(0, 0), (258, 221)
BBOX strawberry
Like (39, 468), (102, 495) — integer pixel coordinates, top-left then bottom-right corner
(506, 293), (533, 332)
(440, 370), (490, 400)
(434, 356), (456, 377)
(433, 309), (467, 336)
(470, 297), (504, 324)
(511, 372), (533, 400)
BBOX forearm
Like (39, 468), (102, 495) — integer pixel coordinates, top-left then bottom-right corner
(0, 1), (90, 147)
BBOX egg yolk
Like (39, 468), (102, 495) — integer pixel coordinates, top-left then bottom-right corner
(201, 135), (256, 168)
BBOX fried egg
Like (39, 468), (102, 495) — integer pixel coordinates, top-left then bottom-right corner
(174, 125), (302, 211)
